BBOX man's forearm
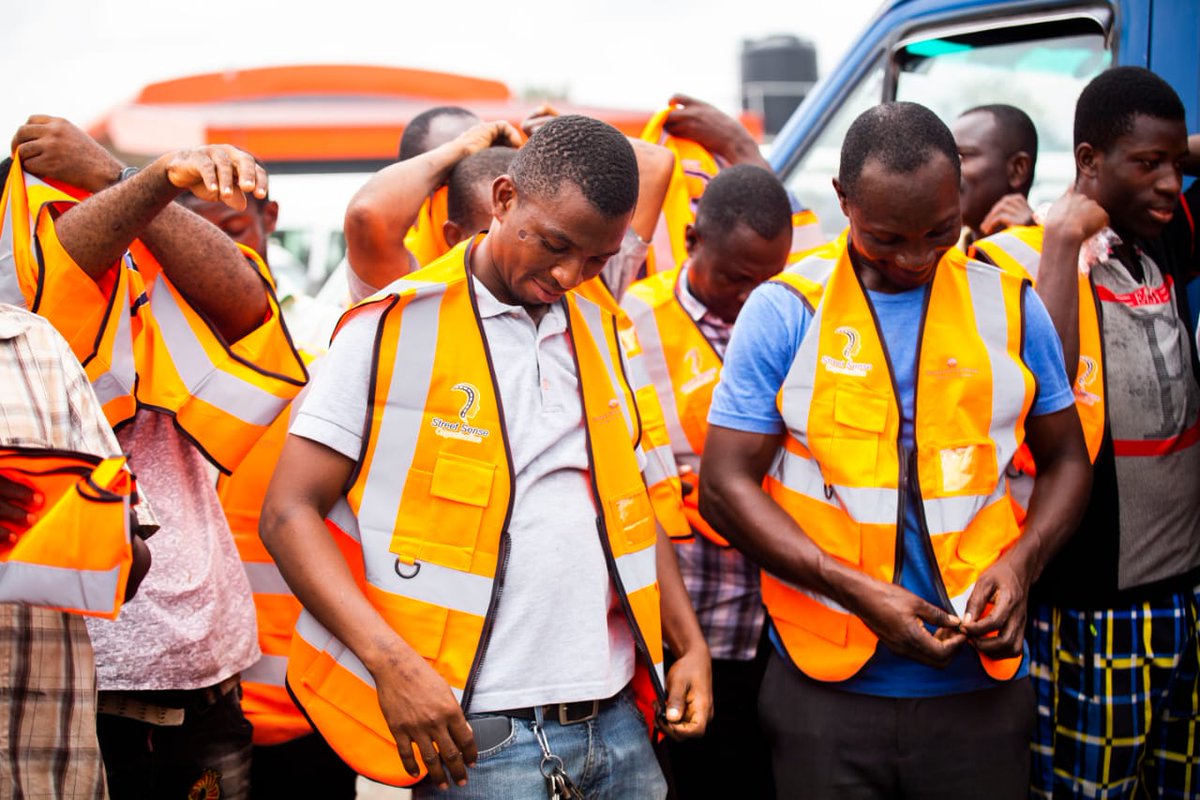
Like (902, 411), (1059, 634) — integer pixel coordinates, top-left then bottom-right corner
(629, 139), (674, 242)
(656, 527), (707, 655)
(53, 158), (182, 279)
(1036, 231), (1085, 383)
(139, 204), (268, 342)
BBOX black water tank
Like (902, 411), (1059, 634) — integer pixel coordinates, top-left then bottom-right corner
(741, 36), (819, 137)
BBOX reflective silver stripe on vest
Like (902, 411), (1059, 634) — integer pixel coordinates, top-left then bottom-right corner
(243, 560), (292, 596)
(766, 573), (850, 615)
(1007, 472), (1034, 513)
(979, 231), (1041, 279)
(293, 609), (465, 702)
(922, 483), (1010, 538)
(575, 297), (634, 440)
(0, 180), (23, 306)
(148, 277), (288, 427)
(641, 442), (677, 490)
(769, 447), (898, 525)
(326, 497), (361, 543)
(355, 286), (445, 553)
(947, 584), (975, 619)
(89, 260), (137, 408)
(777, 256), (837, 444)
(620, 292), (690, 455)
(963, 262), (1027, 491)
(368, 559), (493, 618)
(0, 560), (123, 614)
(613, 543), (657, 596)
(790, 216), (826, 256)
(244, 653), (288, 687)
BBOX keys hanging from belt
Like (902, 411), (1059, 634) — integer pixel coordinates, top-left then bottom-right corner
(532, 708), (581, 800)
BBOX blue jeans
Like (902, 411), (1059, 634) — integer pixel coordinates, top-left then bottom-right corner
(415, 691), (667, 800)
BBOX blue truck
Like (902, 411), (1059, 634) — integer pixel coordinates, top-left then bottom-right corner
(770, 0), (1200, 236)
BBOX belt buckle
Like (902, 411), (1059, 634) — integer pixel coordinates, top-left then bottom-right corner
(558, 699), (599, 726)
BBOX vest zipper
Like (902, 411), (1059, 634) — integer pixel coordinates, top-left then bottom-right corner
(907, 449), (955, 612)
(459, 251), (519, 711)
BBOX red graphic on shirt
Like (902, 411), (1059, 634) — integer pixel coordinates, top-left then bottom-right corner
(1095, 275), (1174, 308)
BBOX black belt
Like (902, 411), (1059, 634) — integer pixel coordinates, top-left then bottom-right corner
(496, 693), (622, 725)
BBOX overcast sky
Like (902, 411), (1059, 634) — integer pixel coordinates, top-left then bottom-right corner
(1, 0), (882, 136)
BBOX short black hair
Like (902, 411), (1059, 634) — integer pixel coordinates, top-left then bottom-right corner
(399, 106), (478, 161)
(839, 102), (960, 200)
(960, 104), (1039, 161)
(446, 146), (517, 225)
(1074, 66), (1185, 153)
(509, 115), (638, 218)
(694, 164), (791, 244)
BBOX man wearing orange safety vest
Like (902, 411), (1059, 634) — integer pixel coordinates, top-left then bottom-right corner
(622, 164), (792, 799)
(0, 301), (150, 799)
(972, 68), (1200, 799)
(699, 102), (1092, 799)
(176, 187), (356, 798)
(639, 94), (825, 276)
(262, 115), (711, 798)
(345, 110), (692, 544)
(6, 116), (307, 800)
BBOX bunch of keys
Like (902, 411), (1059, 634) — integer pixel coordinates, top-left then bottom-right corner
(532, 718), (581, 800)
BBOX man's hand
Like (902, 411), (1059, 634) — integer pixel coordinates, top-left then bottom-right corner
(155, 146), (267, 212)
(520, 104), (559, 138)
(854, 581), (965, 668)
(980, 193), (1036, 236)
(12, 115), (124, 193)
(454, 120), (523, 157)
(0, 473), (42, 539)
(372, 645), (477, 790)
(659, 644), (713, 740)
(958, 553), (1031, 659)
(1044, 186), (1109, 244)
(663, 94), (768, 169)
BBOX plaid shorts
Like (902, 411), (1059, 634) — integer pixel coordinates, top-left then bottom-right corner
(1029, 585), (1200, 799)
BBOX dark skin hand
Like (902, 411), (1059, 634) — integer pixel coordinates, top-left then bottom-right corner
(698, 428), (967, 668)
(979, 194), (1035, 237)
(261, 435), (477, 790)
(655, 526), (713, 740)
(14, 116), (270, 342)
(663, 94), (769, 170)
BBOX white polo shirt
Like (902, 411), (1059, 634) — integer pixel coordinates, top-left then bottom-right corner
(291, 277), (637, 712)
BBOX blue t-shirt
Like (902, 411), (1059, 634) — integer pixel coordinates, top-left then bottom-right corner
(709, 278), (1075, 697)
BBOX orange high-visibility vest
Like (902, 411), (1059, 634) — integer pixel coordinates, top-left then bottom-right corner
(575, 277), (691, 541)
(216, 350), (318, 746)
(763, 235), (1034, 683)
(622, 266), (729, 545)
(0, 160), (310, 473)
(639, 106), (826, 275)
(402, 186), (450, 268)
(0, 448), (136, 619)
(971, 225), (1106, 471)
(287, 239), (666, 787)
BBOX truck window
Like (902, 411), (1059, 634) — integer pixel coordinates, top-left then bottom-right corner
(781, 61), (884, 237)
(896, 17), (1110, 213)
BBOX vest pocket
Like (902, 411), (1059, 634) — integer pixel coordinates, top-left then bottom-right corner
(391, 453), (495, 573)
(829, 384), (888, 481)
(926, 440), (998, 496)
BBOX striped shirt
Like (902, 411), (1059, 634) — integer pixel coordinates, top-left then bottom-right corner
(0, 303), (119, 799)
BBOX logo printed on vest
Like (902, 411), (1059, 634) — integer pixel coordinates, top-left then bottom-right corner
(820, 326), (872, 377)
(680, 348), (719, 395)
(431, 382), (491, 443)
(1075, 356), (1100, 406)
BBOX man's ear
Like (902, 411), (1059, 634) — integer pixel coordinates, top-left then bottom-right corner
(443, 219), (465, 248)
(684, 223), (699, 258)
(261, 199), (280, 235)
(1076, 143), (1100, 179)
(492, 174), (517, 222)
(832, 177), (851, 218)
(1007, 152), (1033, 192)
